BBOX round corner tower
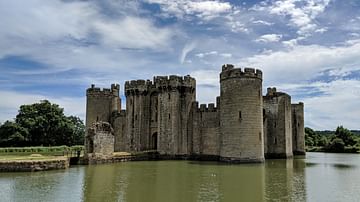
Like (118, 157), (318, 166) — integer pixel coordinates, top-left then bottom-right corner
(219, 64), (264, 163)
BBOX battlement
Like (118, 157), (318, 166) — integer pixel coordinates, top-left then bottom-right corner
(292, 102), (304, 107)
(124, 79), (151, 93)
(266, 87), (277, 96)
(220, 64), (262, 81)
(199, 103), (218, 112)
(265, 87), (290, 98)
(125, 75), (196, 94)
(222, 64), (234, 71)
(87, 84), (119, 97)
(154, 75), (196, 89)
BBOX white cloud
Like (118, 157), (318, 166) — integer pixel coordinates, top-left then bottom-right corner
(315, 27), (328, 33)
(0, 91), (85, 123)
(0, 0), (175, 63)
(252, 20), (274, 26)
(190, 69), (220, 104)
(180, 42), (197, 64)
(195, 51), (232, 58)
(195, 51), (218, 58)
(94, 17), (173, 50)
(278, 80), (360, 130)
(254, 0), (331, 37)
(227, 20), (249, 33)
(235, 39), (360, 129)
(241, 40), (360, 83)
(220, 53), (232, 58)
(255, 34), (283, 43)
(146, 0), (232, 20)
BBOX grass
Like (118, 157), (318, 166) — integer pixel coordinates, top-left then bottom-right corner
(0, 145), (84, 154)
(0, 154), (65, 162)
(0, 146), (85, 162)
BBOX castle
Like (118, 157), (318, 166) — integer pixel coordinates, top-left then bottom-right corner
(84, 64), (305, 163)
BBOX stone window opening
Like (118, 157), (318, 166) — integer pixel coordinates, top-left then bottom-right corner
(88, 138), (94, 153)
(274, 122), (276, 128)
(96, 116), (99, 122)
(239, 111), (242, 121)
(151, 132), (158, 150)
(168, 113), (171, 120)
(274, 137), (277, 144)
(259, 132), (262, 141)
(168, 93), (171, 100)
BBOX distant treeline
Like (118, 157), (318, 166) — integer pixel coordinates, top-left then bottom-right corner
(316, 130), (360, 136)
(306, 126), (360, 153)
(0, 100), (85, 147)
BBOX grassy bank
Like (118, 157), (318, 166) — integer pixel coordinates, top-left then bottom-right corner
(0, 154), (66, 162)
(0, 146), (84, 157)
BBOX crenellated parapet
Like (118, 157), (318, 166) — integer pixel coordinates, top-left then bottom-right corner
(199, 103), (218, 112)
(220, 64), (262, 81)
(125, 75), (196, 96)
(87, 84), (120, 97)
(154, 75), (196, 92)
(266, 87), (277, 96)
(191, 102), (219, 112)
(265, 87), (291, 99)
(124, 79), (153, 96)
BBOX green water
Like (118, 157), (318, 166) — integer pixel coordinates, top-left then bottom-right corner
(1, 152), (360, 202)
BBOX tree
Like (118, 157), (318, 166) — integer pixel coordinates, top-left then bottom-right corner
(327, 138), (345, 152)
(305, 127), (323, 146)
(0, 121), (29, 147)
(334, 126), (356, 146)
(68, 116), (85, 145)
(318, 135), (329, 147)
(0, 100), (85, 146)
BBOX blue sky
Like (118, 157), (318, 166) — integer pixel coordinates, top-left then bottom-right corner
(0, 0), (359, 130)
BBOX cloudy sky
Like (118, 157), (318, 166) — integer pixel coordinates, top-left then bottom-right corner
(0, 0), (359, 130)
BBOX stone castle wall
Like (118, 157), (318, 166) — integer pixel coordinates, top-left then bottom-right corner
(124, 75), (196, 155)
(219, 64), (264, 163)
(85, 84), (120, 154)
(112, 110), (126, 152)
(292, 103), (306, 155)
(84, 64), (306, 163)
(86, 122), (114, 156)
(190, 102), (221, 157)
(263, 87), (293, 158)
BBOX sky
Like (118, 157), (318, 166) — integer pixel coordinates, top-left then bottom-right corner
(0, 0), (359, 130)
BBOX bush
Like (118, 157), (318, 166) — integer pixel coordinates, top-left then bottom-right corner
(326, 138), (345, 152)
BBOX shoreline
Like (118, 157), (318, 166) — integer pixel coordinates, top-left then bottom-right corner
(0, 156), (69, 172)
(1, 150), (359, 172)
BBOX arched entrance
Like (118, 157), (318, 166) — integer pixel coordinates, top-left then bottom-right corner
(151, 132), (158, 150)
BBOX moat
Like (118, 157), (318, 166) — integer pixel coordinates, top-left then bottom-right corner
(1, 152), (360, 202)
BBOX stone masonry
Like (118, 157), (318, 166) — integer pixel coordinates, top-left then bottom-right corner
(263, 87), (293, 158)
(85, 122), (115, 157)
(84, 64), (306, 162)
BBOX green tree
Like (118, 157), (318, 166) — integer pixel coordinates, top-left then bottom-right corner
(318, 135), (329, 147)
(334, 126), (356, 146)
(68, 116), (85, 145)
(305, 127), (322, 146)
(0, 121), (29, 147)
(0, 100), (85, 146)
(327, 138), (345, 152)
